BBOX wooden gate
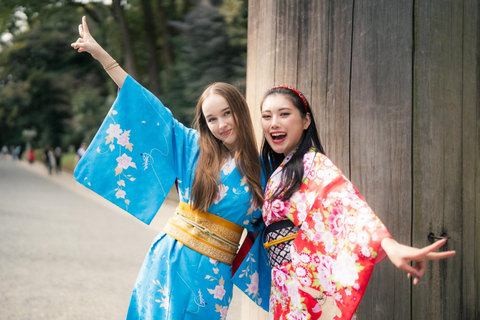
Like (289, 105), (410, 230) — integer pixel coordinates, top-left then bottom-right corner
(243, 1), (479, 319)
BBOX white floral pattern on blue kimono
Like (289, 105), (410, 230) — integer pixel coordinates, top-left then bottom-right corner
(74, 75), (270, 319)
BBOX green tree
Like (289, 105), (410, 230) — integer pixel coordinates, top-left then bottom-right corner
(0, 0), (248, 149)
(163, 1), (247, 124)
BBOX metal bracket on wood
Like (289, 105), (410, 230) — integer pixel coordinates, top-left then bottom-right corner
(427, 232), (451, 242)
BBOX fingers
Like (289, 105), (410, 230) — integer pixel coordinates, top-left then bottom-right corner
(71, 39), (86, 53)
(425, 250), (456, 260)
(410, 260), (426, 285)
(415, 239), (456, 261)
(415, 260), (426, 278)
(71, 38), (84, 48)
(73, 17), (91, 53)
(399, 262), (419, 277)
(414, 239), (448, 257)
(407, 272), (422, 285)
(82, 16), (90, 35)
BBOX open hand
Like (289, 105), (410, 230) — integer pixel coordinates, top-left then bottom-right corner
(381, 238), (456, 285)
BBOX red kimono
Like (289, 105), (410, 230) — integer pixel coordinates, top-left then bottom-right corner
(263, 149), (391, 320)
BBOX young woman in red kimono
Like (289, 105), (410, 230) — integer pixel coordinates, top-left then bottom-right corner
(259, 86), (456, 320)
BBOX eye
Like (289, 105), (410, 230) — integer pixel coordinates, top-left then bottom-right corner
(280, 112), (290, 117)
(224, 110), (231, 116)
(207, 117), (216, 123)
(261, 114), (271, 119)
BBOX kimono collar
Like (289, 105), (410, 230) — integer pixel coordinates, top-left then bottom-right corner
(271, 146), (317, 178)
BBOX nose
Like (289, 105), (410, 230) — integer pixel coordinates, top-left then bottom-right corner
(270, 115), (280, 129)
(218, 118), (228, 129)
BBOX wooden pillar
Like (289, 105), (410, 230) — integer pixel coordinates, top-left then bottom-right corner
(245, 0), (479, 319)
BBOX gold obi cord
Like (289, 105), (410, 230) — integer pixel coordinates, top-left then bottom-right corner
(263, 219), (299, 268)
(163, 202), (243, 265)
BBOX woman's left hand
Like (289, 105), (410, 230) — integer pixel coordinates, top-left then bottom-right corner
(381, 237), (456, 285)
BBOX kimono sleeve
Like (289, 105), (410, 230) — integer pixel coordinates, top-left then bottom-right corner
(231, 227), (271, 311)
(231, 168), (271, 311)
(287, 153), (392, 318)
(74, 75), (199, 224)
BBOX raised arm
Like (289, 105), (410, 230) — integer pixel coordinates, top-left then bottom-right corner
(71, 16), (127, 88)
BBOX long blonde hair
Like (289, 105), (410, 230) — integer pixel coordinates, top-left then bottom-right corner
(191, 82), (263, 212)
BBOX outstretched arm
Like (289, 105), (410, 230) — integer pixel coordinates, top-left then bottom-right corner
(71, 16), (128, 88)
(381, 237), (456, 285)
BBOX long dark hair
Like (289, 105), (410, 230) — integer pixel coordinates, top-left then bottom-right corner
(192, 82), (263, 212)
(261, 87), (325, 200)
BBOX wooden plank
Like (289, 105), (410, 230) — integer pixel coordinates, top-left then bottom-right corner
(462, 0), (480, 318)
(245, 0), (259, 131)
(279, 0), (353, 177)
(246, 0), (260, 143)
(296, 0), (315, 100)
(323, 0), (354, 176)
(349, 1), (413, 319)
(412, 0), (463, 318)
(243, 1), (273, 318)
(246, 0), (277, 146)
(303, 0), (327, 164)
(477, 103), (480, 319)
(296, 0), (352, 174)
(298, 0), (329, 164)
(274, 0), (299, 85)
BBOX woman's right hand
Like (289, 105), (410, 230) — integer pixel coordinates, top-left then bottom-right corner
(71, 16), (127, 88)
(71, 16), (106, 62)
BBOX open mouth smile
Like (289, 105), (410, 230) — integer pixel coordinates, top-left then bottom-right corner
(270, 132), (286, 143)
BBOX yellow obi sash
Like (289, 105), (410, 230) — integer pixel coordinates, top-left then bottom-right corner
(163, 202), (243, 265)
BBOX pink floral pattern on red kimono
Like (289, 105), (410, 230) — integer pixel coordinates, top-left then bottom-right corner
(263, 148), (391, 320)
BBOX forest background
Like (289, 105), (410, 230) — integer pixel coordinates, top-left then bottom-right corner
(0, 0), (248, 158)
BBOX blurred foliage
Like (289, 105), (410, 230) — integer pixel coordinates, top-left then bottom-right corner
(0, 0), (248, 151)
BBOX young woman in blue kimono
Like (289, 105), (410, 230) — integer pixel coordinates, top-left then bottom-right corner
(71, 17), (269, 319)
(236, 86), (456, 320)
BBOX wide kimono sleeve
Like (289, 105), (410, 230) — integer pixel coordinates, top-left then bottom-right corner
(74, 75), (199, 225)
(231, 169), (271, 312)
(231, 227), (271, 311)
(287, 152), (392, 319)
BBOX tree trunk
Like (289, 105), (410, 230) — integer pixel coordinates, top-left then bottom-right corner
(156, 0), (174, 86)
(140, 0), (161, 95)
(111, 0), (138, 79)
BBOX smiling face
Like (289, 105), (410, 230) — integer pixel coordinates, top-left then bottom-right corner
(202, 93), (237, 151)
(261, 94), (311, 156)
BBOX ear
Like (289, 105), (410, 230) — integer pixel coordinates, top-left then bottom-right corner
(303, 112), (312, 130)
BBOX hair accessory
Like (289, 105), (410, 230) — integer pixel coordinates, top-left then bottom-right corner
(270, 85), (308, 112)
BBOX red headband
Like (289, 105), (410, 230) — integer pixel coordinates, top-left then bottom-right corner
(269, 85), (308, 112)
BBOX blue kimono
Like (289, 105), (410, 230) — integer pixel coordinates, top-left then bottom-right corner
(74, 75), (270, 319)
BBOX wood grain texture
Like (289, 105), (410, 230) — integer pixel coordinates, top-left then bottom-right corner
(349, 1), (413, 318)
(245, 0), (260, 143)
(461, 0), (480, 318)
(296, 0), (315, 101)
(322, 0), (353, 174)
(245, 0), (478, 319)
(246, 0), (277, 146)
(298, 0), (353, 175)
(244, 1), (275, 318)
(413, 0), (463, 318)
(274, 0), (299, 85)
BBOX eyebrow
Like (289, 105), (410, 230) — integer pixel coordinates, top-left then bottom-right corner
(204, 107), (230, 118)
(262, 107), (292, 113)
